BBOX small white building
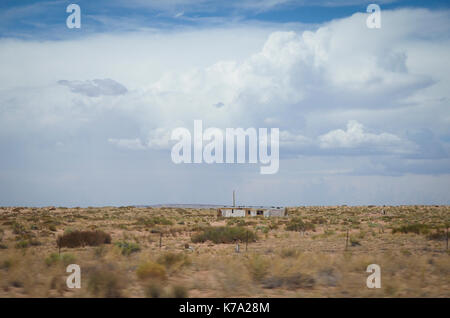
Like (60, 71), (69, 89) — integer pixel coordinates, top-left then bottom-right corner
(217, 206), (287, 218)
(217, 191), (287, 218)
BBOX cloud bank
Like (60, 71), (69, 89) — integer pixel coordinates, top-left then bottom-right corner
(0, 8), (449, 205)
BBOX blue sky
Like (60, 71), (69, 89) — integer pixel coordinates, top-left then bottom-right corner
(1, 0), (450, 38)
(0, 1), (449, 206)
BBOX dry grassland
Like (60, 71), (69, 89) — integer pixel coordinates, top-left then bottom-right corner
(0, 205), (448, 297)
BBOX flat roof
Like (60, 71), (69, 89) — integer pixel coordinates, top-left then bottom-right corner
(218, 206), (284, 210)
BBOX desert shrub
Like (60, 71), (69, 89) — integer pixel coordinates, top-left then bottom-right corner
(136, 261), (167, 281)
(286, 218), (315, 232)
(316, 268), (340, 287)
(262, 272), (315, 290)
(169, 285), (189, 298)
(280, 247), (300, 258)
(137, 216), (173, 226)
(145, 281), (164, 298)
(427, 229), (447, 241)
(256, 226), (269, 234)
(157, 252), (191, 271)
(312, 217), (327, 225)
(45, 253), (76, 266)
(226, 219), (249, 227)
(350, 237), (361, 246)
(93, 245), (107, 258)
(64, 227), (77, 234)
(0, 243), (8, 249)
(191, 226), (257, 244)
(392, 223), (431, 235)
(15, 240), (29, 249)
(57, 230), (111, 248)
(29, 239), (42, 246)
(189, 224), (208, 232)
(246, 255), (270, 282)
(12, 222), (26, 235)
(115, 241), (140, 255)
(87, 267), (123, 298)
(268, 222), (278, 230)
(45, 253), (60, 266)
(0, 259), (12, 270)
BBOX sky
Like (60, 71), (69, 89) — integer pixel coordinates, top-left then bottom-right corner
(0, 0), (449, 206)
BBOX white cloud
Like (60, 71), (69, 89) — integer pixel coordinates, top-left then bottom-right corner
(108, 138), (146, 150)
(279, 130), (311, 150)
(318, 120), (406, 150)
(145, 128), (174, 150)
(58, 79), (128, 97)
(1, 8), (450, 205)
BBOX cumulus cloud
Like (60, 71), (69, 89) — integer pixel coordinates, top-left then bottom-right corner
(1, 8), (450, 205)
(58, 79), (128, 97)
(318, 120), (412, 152)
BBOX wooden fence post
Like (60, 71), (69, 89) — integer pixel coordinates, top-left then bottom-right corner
(159, 232), (162, 250)
(246, 230), (248, 252)
(345, 229), (349, 250)
(446, 227), (448, 250)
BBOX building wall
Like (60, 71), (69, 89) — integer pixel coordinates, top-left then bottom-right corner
(265, 209), (287, 217)
(219, 207), (286, 217)
(222, 209), (246, 217)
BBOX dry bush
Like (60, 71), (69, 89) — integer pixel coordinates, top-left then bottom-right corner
(191, 226), (257, 244)
(157, 252), (191, 272)
(136, 261), (167, 281)
(56, 230), (111, 248)
(246, 254), (270, 282)
(286, 217), (315, 232)
(144, 282), (189, 298)
(144, 281), (165, 298)
(87, 265), (125, 298)
(168, 284), (189, 298)
(280, 247), (301, 259)
(262, 272), (316, 290)
(114, 241), (140, 255)
(45, 253), (76, 267)
(392, 223), (431, 235)
(216, 257), (252, 295)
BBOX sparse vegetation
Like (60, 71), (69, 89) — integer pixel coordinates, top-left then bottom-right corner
(392, 223), (431, 235)
(0, 205), (448, 297)
(45, 253), (76, 266)
(286, 217), (315, 232)
(191, 226), (257, 244)
(114, 241), (140, 255)
(56, 230), (111, 248)
(136, 261), (167, 281)
(87, 266), (124, 298)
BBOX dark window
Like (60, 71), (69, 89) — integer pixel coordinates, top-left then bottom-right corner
(257, 210), (263, 215)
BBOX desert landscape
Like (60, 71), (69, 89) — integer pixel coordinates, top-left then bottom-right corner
(0, 205), (448, 298)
